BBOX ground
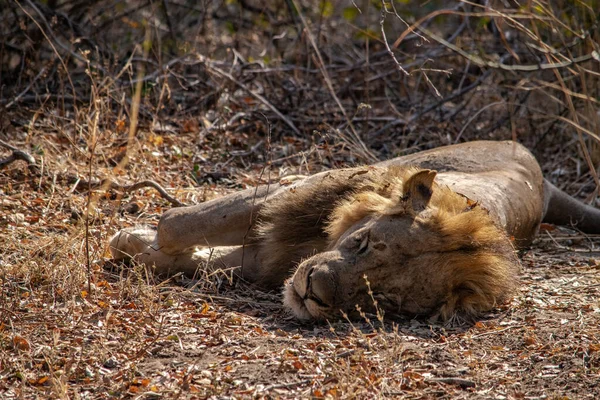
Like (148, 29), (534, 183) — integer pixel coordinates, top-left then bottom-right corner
(1, 124), (599, 399)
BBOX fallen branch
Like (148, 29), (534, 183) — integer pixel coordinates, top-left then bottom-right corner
(427, 377), (476, 388)
(72, 177), (185, 207)
(0, 139), (36, 168)
(0, 139), (182, 206)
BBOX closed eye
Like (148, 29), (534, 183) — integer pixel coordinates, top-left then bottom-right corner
(304, 268), (329, 307)
(357, 231), (370, 255)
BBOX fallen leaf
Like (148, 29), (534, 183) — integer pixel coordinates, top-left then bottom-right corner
(292, 360), (304, 370)
(13, 335), (31, 351)
(115, 119), (127, 133)
(539, 223), (556, 232)
(524, 335), (537, 346)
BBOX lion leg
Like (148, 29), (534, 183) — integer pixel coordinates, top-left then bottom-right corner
(109, 227), (198, 274)
(109, 227), (157, 262)
(113, 169), (365, 257)
(153, 171), (339, 254)
(109, 227), (263, 278)
(155, 184), (285, 254)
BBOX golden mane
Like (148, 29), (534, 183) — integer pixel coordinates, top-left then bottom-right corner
(323, 166), (519, 320)
(259, 165), (519, 320)
(326, 166), (475, 243)
(254, 167), (381, 287)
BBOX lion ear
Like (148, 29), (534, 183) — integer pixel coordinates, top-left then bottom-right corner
(403, 169), (437, 211)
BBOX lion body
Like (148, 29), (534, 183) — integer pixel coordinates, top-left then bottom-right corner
(110, 141), (600, 321)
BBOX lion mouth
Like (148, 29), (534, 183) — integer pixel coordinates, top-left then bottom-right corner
(283, 280), (313, 320)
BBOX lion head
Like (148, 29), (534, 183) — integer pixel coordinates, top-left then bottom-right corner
(282, 166), (520, 322)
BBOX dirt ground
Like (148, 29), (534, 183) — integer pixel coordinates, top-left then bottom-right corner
(1, 122), (600, 399)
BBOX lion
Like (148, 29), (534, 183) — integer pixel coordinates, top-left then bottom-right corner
(110, 141), (600, 321)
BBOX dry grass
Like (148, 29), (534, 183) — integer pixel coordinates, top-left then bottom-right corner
(1, 0), (600, 398)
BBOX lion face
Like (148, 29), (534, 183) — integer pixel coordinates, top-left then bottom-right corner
(283, 168), (520, 322)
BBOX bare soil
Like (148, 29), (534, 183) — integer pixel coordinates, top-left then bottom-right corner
(1, 123), (599, 399)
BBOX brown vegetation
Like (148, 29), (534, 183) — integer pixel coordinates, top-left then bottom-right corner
(1, 0), (599, 398)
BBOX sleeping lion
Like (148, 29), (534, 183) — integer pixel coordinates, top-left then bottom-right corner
(110, 141), (600, 321)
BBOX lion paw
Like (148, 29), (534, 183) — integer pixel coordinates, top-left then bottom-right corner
(109, 227), (157, 261)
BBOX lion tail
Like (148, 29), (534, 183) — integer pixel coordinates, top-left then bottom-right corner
(543, 180), (600, 234)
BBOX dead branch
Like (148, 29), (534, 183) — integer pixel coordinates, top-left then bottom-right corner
(202, 59), (301, 136)
(73, 177), (185, 207)
(0, 139), (36, 168)
(427, 377), (476, 388)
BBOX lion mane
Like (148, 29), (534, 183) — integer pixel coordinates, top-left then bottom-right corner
(258, 166), (519, 320)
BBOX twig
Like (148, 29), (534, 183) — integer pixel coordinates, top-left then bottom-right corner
(379, 1), (409, 76)
(427, 377), (476, 388)
(261, 379), (311, 391)
(0, 139), (36, 168)
(335, 349), (356, 358)
(4, 66), (48, 109)
(387, 0), (427, 42)
(73, 178), (185, 207)
(202, 60), (300, 136)
(470, 325), (521, 338)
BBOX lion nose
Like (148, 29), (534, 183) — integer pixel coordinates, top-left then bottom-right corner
(306, 266), (336, 307)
